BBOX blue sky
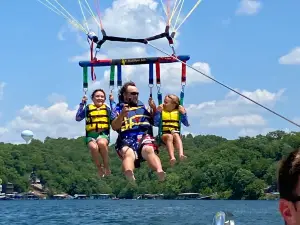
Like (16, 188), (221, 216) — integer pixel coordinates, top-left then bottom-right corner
(1, 0), (300, 143)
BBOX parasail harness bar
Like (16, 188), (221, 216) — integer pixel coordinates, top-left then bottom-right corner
(87, 25), (176, 58)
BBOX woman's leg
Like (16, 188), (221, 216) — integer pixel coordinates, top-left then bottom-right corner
(96, 138), (110, 176)
(87, 140), (104, 177)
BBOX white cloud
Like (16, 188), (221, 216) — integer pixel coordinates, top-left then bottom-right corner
(237, 127), (293, 138)
(65, 0), (171, 59)
(0, 82), (6, 100)
(208, 114), (266, 127)
(88, 59), (213, 94)
(0, 87), (287, 143)
(186, 88), (284, 127)
(225, 88), (284, 107)
(57, 28), (66, 41)
(278, 47), (300, 65)
(0, 102), (118, 144)
(159, 61), (213, 91)
(0, 127), (8, 137)
(60, 0), (210, 91)
(236, 0), (262, 15)
(238, 127), (275, 137)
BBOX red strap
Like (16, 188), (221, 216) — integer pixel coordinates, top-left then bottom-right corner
(182, 61), (186, 83)
(155, 61), (161, 85)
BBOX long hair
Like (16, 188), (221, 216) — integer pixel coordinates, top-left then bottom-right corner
(118, 81), (136, 103)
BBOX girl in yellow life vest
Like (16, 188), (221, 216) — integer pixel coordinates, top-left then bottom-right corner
(154, 94), (190, 166)
(75, 89), (114, 177)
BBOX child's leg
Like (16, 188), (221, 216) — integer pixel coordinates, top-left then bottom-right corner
(87, 139), (104, 177)
(162, 133), (176, 166)
(96, 137), (110, 176)
(173, 133), (187, 160)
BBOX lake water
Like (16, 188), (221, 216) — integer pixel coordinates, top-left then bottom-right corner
(0, 200), (283, 225)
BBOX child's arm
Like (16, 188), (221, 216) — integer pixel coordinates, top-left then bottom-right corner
(179, 105), (190, 127)
(109, 93), (117, 110)
(110, 100), (117, 110)
(153, 104), (163, 127)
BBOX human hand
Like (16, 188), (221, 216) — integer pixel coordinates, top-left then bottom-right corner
(148, 97), (156, 109)
(178, 105), (186, 114)
(82, 95), (88, 104)
(157, 104), (164, 112)
(109, 93), (114, 101)
(121, 104), (130, 116)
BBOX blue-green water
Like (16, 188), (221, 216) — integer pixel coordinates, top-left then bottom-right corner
(0, 200), (283, 225)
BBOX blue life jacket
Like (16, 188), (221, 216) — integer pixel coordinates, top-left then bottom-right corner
(117, 100), (153, 138)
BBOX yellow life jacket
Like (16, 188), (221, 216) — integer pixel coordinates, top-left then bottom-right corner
(161, 109), (180, 132)
(120, 105), (152, 133)
(85, 104), (109, 132)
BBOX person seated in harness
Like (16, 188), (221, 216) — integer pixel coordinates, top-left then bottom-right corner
(111, 81), (166, 182)
(75, 89), (114, 178)
(154, 94), (190, 167)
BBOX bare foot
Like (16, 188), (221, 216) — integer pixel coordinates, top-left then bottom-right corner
(97, 165), (105, 178)
(104, 168), (111, 176)
(124, 170), (135, 181)
(170, 158), (176, 167)
(156, 171), (166, 182)
(179, 155), (187, 161)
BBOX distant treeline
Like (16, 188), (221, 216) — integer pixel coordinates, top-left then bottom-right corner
(1, 130), (298, 200)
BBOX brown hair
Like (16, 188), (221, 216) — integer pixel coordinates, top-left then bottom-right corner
(278, 148), (300, 202)
(118, 81), (136, 103)
(91, 89), (106, 100)
(166, 94), (180, 109)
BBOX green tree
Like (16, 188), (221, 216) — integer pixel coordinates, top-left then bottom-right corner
(1, 130), (299, 199)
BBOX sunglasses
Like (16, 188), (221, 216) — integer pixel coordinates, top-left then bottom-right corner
(128, 92), (139, 96)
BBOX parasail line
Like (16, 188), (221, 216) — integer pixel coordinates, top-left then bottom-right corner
(175, 0), (202, 32)
(146, 41), (300, 129)
(78, 0), (90, 31)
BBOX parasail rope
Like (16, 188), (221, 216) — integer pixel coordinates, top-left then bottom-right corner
(175, 0), (202, 32)
(146, 41), (300, 129)
(78, 0), (90, 31)
(37, 0), (87, 33)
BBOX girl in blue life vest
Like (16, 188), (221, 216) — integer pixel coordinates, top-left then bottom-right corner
(154, 94), (189, 166)
(75, 89), (114, 177)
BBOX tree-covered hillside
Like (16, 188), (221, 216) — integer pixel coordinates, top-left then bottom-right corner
(1, 130), (299, 199)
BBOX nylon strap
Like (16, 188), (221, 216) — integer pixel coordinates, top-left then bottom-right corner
(182, 61), (186, 83)
(83, 67), (88, 90)
(155, 61), (161, 85)
(110, 64), (115, 88)
(83, 67), (88, 139)
(157, 92), (163, 145)
(179, 61), (186, 133)
(117, 64), (122, 88)
(149, 63), (154, 98)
